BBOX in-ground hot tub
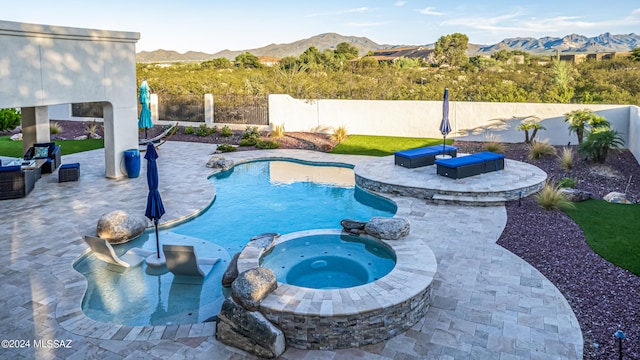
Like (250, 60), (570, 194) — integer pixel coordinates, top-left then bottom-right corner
(260, 232), (397, 289)
(237, 229), (437, 350)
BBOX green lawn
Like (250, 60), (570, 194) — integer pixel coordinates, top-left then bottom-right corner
(330, 135), (452, 156)
(563, 199), (640, 276)
(0, 136), (104, 158)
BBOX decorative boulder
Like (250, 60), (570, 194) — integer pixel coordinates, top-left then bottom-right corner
(96, 210), (147, 244)
(560, 188), (592, 202)
(232, 267), (277, 311)
(222, 252), (241, 288)
(206, 156), (234, 171)
(603, 192), (634, 204)
(364, 217), (410, 240)
(340, 219), (367, 234)
(10, 133), (22, 141)
(216, 298), (285, 358)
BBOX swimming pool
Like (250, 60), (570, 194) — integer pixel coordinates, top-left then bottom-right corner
(75, 160), (397, 326)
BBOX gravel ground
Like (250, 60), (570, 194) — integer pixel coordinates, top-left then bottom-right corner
(454, 140), (640, 360)
(14, 121), (640, 358)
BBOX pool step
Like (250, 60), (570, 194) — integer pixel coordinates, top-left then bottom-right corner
(430, 193), (506, 206)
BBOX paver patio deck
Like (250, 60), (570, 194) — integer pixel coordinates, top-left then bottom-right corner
(0, 141), (582, 359)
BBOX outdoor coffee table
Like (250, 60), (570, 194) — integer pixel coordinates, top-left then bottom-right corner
(9, 158), (47, 180)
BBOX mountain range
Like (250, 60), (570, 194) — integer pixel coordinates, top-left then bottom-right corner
(136, 32), (640, 63)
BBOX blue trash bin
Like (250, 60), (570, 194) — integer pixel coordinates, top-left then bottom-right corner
(123, 149), (140, 178)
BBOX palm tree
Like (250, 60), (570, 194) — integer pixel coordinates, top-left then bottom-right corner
(578, 127), (624, 163)
(563, 109), (610, 144)
(516, 117), (546, 144)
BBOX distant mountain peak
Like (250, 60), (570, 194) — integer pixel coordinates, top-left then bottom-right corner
(136, 32), (640, 63)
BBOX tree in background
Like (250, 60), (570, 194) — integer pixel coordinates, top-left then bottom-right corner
(551, 58), (576, 103)
(434, 33), (469, 67)
(0, 108), (21, 132)
(334, 42), (359, 60)
(630, 47), (640, 61)
(201, 58), (232, 69)
(235, 52), (263, 69)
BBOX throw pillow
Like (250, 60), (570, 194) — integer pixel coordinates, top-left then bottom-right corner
(34, 146), (49, 158)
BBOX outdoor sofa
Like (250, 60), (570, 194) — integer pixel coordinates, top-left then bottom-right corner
(24, 142), (61, 174)
(435, 151), (505, 179)
(0, 165), (36, 200)
(394, 145), (458, 168)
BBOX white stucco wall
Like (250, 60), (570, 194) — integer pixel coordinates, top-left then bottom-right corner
(269, 94), (631, 147)
(0, 20), (139, 178)
(628, 106), (640, 162)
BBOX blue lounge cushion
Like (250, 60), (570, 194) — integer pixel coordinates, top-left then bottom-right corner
(472, 151), (505, 161)
(0, 165), (21, 173)
(425, 145), (458, 152)
(435, 155), (482, 168)
(60, 163), (80, 170)
(395, 147), (440, 159)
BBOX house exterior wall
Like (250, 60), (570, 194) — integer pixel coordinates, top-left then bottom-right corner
(0, 20), (140, 178)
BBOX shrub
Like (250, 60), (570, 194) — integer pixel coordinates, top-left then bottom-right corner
(563, 109), (610, 144)
(484, 140), (505, 153)
(558, 177), (578, 188)
(528, 141), (557, 160)
(216, 143), (236, 152)
(271, 123), (285, 138)
(558, 147), (574, 170)
(243, 126), (260, 139)
(221, 125), (233, 137)
(256, 140), (281, 149)
(535, 181), (575, 210)
(239, 137), (258, 146)
(196, 124), (213, 137)
(184, 125), (195, 135)
(332, 125), (348, 142)
(0, 108), (21, 132)
(84, 121), (99, 138)
(578, 128), (624, 163)
(50, 121), (63, 135)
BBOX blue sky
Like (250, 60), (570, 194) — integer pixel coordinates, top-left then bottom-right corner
(3, 1), (639, 54)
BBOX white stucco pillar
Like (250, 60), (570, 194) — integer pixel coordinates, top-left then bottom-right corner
(204, 94), (214, 126)
(150, 94), (159, 123)
(21, 106), (50, 155)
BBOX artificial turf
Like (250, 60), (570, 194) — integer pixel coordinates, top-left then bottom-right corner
(330, 134), (452, 157)
(0, 136), (104, 158)
(563, 199), (640, 276)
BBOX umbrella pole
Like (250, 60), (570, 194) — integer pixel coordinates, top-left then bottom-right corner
(154, 219), (160, 258)
(443, 135), (446, 154)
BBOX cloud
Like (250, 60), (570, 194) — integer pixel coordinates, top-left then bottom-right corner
(415, 7), (444, 16)
(394, 1), (407, 6)
(306, 7), (370, 18)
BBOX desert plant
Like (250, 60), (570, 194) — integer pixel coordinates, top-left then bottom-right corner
(0, 108), (21, 132)
(216, 143), (236, 152)
(484, 140), (505, 153)
(332, 125), (349, 142)
(196, 124), (213, 137)
(221, 125), (233, 137)
(528, 141), (557, 160)
(558, 177), (578, 188)
(50, 121), (63, 135)
(256, 140), (281, 149)
(578, 127), (624, 163)
(516, 118), (545, 144)
(239, 137), (258, 146)
(563, 109), (610, 144)
(184, 125), (195, 135)
(243, 126), (260, 139)
(535, 181), (575, 210)
(558, 147), (574, 170)
(271, 123), (285, 138)
(84, 121), (99, 138)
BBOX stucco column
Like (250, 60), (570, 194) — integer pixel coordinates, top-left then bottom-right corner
(21, 106), (50, 155)
(205, 94), (214, 126)
(150, 94), (159, 124)
(102, 102), (138, 179)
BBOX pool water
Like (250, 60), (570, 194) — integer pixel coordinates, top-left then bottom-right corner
(75, 160), (397, 326)
(260, 233), (396, 289)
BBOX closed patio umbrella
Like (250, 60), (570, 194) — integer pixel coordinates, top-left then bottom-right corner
(144, 143), (165, 261)
(138, 80), (153, 139)
(439, 88), (451, 155)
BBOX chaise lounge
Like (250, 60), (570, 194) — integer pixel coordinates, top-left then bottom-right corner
(84, 235), (155, 269)
(435, 151), (505, 179)
(163, 244), (219, 277)
(394, 145), (458, 168)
